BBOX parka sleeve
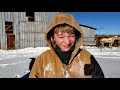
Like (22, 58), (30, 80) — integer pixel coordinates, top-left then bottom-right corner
(89, 55), (105, 78)
(29, 57), (42, 78)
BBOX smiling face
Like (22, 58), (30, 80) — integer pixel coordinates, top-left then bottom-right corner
(52, 25), (76, 52)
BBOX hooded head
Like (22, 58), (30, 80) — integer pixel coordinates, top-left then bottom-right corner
(45, 13), (84, 53)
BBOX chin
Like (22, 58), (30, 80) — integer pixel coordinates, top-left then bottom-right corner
(62, 48), (70, 52)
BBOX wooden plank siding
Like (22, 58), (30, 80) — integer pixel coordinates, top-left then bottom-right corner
(81, 25), (96, 46)
(0, 12), (60, 50)
(0, 12), (7, 50)
(19, 21), (47, 48)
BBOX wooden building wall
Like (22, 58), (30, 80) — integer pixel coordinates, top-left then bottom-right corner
(0, 12), (60, 50)
(0, 12), (6, 50)
(81, 26), (96, 46)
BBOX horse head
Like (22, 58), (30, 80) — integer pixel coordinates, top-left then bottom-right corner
(113, 35), (119, 40)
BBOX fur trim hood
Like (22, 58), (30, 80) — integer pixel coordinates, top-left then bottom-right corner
(45, 13), (84, 60)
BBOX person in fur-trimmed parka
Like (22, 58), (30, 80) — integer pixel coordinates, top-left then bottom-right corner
(29, 13), (104, 78)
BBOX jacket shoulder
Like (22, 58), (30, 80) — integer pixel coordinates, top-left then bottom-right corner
(80, 49), (92, 55)
(36, 49), (53, 60)
(79, 49), (92, 64)
(40, 49), (51, 55)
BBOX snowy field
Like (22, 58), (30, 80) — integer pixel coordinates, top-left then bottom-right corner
(0, 46), (120, 78)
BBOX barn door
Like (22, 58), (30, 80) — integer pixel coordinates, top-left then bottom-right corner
(7, 34), (15, 50)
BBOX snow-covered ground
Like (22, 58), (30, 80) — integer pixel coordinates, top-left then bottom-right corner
(0, 46), (120, 78)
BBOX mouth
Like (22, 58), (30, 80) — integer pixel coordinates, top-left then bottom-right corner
(63, 45), (71, 49)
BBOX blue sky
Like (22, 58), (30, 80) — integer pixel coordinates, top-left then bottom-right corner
(64, 12), (120, 35)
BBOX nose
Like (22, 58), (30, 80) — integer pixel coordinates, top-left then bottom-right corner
(64, 37), (70, 45)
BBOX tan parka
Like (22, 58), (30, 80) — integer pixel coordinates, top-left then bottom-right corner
(29, 13), (104, 78)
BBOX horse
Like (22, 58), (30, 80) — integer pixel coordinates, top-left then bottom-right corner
(100, 35), (119, 48)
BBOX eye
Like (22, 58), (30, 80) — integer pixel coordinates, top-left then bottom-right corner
(58, 36), (64, 38)
(70, 35), (75, 37)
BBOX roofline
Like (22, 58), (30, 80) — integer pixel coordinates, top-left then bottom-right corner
(79, 24), (97, 30)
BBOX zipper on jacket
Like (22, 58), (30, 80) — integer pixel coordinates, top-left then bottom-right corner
(64, 66), (70, 78)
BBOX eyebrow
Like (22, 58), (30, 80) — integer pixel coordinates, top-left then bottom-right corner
(56, 34), (63, 36)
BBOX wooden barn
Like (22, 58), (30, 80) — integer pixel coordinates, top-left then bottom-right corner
(0, 12), (60, 50)
(80, 24), (96, 46)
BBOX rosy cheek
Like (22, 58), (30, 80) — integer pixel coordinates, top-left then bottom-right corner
(55, 39), (63, 44)
(71, 38), (76, 42)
